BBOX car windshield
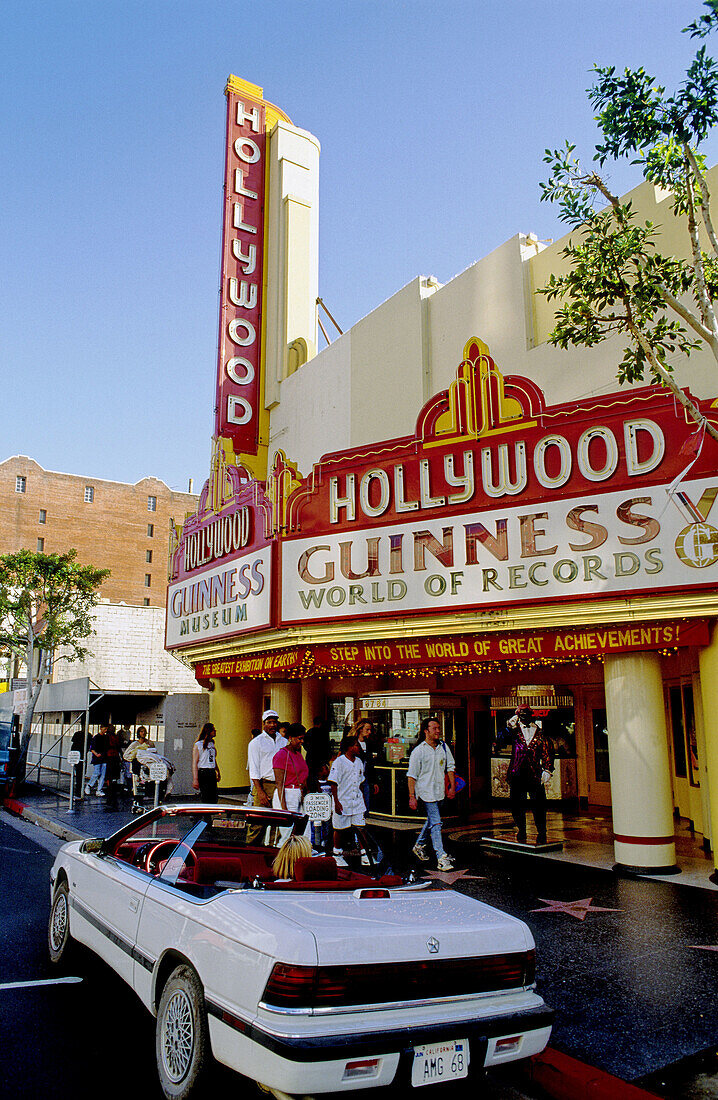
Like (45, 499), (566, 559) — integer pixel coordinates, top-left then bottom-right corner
(105, 806), (401, 893)
(109, 807), (301, 886)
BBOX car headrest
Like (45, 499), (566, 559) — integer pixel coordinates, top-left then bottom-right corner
(293, 856), (338, 882)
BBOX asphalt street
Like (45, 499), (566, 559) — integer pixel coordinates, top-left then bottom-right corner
(447, 837), (718, 1085)
(0, 812), (548, 1100)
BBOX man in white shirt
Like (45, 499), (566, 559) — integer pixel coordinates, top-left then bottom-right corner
(407, 716), (455, 871)
(247, 709), (288, 807)
(246, 709), (287, 842)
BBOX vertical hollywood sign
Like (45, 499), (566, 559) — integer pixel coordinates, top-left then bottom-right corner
(215, 86), (266, 453)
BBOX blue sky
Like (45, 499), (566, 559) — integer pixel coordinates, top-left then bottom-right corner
(4, 0), (717, 490)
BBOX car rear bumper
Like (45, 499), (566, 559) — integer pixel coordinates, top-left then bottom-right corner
(206, 998), (553, 1093)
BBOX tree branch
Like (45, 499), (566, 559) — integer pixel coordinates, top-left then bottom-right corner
(657, 283), (718, 354)
(684, 143), (718, 257)
(684, 158), (718, 337)
(628, 319), (718, 441)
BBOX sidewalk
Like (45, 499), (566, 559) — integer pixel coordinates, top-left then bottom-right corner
(5, 785), (718, 1098)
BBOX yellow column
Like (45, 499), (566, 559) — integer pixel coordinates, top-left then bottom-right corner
(209, 678), (263, 789)
(698, 624), (718, 879)
(301, 678), (324, 729)
(604, 652), (678, 873)
(269, 681), (301, 724)
(692, 670), (712, 850)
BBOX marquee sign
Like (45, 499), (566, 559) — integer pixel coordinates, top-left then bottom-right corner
(280, 339), (718, 625)
(214, 77), (269, 462)
(165, 440), (273, 649)
(193, 620), (709, 680)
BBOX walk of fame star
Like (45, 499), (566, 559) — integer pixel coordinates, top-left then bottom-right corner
(422, 868), (485, 884)
(530, 897), (623, 921)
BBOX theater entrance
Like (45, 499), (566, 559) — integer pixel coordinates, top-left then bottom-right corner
(584, 690), (612, 807)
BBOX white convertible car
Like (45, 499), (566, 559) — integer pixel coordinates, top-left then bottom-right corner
(48, 805), (552, 1099)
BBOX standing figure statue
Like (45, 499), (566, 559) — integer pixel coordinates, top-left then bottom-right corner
(496, 705), (554, 845)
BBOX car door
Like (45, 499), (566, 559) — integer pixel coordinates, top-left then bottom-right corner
(71, 848), (154, 986)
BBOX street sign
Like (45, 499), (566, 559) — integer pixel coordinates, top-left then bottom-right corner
(67, 751), (81, 766)
(148, 761), (168, 782)
(303, 792), (332, 822)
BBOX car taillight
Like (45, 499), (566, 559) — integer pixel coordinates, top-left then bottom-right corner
(262, 950), (535, 1010)
(263, 964), (318, 1008)
(520, 949), (535, 983)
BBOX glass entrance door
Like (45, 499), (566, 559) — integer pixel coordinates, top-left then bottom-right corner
(586, 701), (612, 806)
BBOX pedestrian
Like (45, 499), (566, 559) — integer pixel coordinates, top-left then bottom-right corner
(118, 726), (133, 789)
(349, 718), (378, 811)
(124, 726), (153, 812)
(304, 715), (331, 775)
(327, 734), (368, 866)
(103, 724), (123, 809)
(84, 725), (109, 796)
(246, 709), (287, 842)
(246, 709), (288, 810)
(495, 706), (554, 844)
(70, 724), (84, 798)
(192, 723), (221, 802)
(407, 716), (455, 870)
(306, 759), (333, 854)
(272, 724), (308, 813)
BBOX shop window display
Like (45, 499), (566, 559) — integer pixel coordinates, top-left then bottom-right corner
(490, 690), (577, 803)
(357, 694), (465, 819)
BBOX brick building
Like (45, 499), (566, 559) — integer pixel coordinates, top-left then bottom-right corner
(0, 456), (206, 794)
(0, 456), (198, 607)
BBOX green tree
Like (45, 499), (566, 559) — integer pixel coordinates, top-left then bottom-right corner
(0, 549), (109, 784)
(540, 1), (718, 442)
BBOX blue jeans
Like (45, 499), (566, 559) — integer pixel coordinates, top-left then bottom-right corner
(311, 820), (331, 853)
(87, 762), (106, 791)
(416, 801), (445, 858)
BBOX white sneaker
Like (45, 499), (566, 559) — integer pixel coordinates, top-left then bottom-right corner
(96, 790), (106, 797)
(437, 855), (455, 871)
(332, 848), (347, 868)
(412, 843), (430, 862)
(84, 785), (91, 795)
(360, 852), (371, 867)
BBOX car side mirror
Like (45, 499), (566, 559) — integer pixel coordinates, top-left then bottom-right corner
(81, 837), (107, 855)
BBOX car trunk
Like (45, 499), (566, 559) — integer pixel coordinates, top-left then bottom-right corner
(255, 888), (532, 966)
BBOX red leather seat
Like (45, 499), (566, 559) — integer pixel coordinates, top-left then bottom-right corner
(293, 856), (338, 882)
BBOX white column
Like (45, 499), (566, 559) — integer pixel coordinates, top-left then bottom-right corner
(604, 652), (677, 873)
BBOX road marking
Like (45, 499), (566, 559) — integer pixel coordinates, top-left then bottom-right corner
(0, 977), (83, 990)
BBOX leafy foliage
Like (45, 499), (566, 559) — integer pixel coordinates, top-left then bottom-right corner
(0, 549), (109, 780)
(539, 2), (718, 439)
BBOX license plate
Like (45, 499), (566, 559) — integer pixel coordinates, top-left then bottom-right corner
(411, 1039), (469, 1087)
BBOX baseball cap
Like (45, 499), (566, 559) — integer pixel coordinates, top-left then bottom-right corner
(262, 708), (279, 721)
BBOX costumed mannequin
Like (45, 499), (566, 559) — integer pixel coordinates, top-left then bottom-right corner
(496, 705), (554, 844)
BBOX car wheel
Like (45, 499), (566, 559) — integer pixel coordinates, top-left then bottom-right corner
(156, 965), (210, 1099)
(48, 880), (75, 966)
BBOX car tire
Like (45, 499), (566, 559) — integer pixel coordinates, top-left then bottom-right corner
(156, 965), (211, 1099)
(48, 880), (75, 966)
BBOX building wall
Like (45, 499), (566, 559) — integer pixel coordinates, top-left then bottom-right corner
(0, 456), (198, 607)
(265, 167), (718, 478)
(52, 604), (201, 694)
